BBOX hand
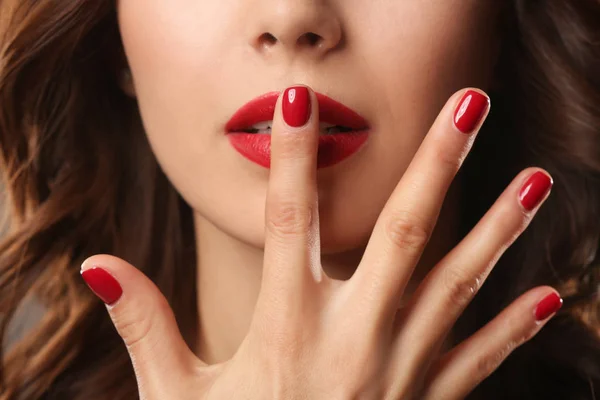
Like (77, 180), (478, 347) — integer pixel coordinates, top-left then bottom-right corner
(80, 85), (559, 399)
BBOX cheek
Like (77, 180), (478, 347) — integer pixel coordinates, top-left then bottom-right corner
(354, 1), (495, 129)
(116, 1), (232, 140)
(115, 2), (273, 250)
(116, 1), (235, 197)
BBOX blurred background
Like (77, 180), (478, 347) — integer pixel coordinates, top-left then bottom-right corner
(1, 181), (47, 354)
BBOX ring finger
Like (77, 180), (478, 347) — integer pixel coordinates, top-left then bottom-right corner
(389, 167), (553, 383)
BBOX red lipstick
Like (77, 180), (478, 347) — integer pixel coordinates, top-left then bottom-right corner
(225, 91), (370, 169)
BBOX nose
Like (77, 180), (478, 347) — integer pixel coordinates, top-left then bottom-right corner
(250, 1), (343, 59)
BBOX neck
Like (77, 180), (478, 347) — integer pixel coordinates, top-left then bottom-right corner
(193, 179), (462, 365)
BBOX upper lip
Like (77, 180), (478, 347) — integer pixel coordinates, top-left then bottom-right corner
(225, 91), (370, 132)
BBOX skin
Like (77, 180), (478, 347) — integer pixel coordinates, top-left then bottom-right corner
(81, 1), (559, 398)
(116, 0), (501, 363)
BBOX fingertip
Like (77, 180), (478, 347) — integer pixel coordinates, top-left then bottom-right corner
(517, 168), (554, 212)
(281, 85), (313, 129)
(80, 260), (124, 306)
(78, 255), (201, 385)
(80, 255), (140, 308)
(534, 287), (563, 322)
(452, 88), (490, 134)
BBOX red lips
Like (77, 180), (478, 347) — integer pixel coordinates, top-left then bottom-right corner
(225, 90), (371, 169)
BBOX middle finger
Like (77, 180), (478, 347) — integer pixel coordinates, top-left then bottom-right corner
(350, 88), (490, 324)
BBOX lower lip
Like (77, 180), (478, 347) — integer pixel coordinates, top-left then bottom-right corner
(226, 131), (370, 169)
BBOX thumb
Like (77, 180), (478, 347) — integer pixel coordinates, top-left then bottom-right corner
(80, 254), (201, 386)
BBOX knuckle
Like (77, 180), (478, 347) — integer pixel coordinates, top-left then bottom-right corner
(442, 266), (482, 308)
(384, 211), (431, 255)
(266, 197), (313, 238)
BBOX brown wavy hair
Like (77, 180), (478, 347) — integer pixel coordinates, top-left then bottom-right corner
(0, 1), (599, 399)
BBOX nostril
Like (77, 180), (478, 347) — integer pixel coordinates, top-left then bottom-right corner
(258, 33), (277, 47)
(298, 32), (322, 47)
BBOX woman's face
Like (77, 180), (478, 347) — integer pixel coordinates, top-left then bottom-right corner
(117, 1), (502, 253)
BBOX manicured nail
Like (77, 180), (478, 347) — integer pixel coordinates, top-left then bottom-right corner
(534, 292), (563, 321)
(282, 86), (311, 128)
(81, 267), (123, 305)
(453, 90), (490, 134)
(518, 171), (553, 211)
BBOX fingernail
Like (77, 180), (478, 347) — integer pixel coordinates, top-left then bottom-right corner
(282, 86), (311, 128)
(518, 171), (553, 211)
(81, 267), (123, 305)
(453, 89), (490, 134)
(534, 292), (563, 321)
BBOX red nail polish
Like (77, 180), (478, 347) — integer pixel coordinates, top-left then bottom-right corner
(81, 267), (123, 305)
(453, 90), (490, 134)
(518, 171), (553, 211)
(282, 86), (310, 128)
(534, 292), (563, 321)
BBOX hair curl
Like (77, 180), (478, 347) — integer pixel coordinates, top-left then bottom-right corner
(0, 0), (598, 399)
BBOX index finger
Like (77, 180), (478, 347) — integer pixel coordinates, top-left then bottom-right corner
(255, 85), (325, 319)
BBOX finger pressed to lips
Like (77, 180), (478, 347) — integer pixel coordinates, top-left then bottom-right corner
(257, 86), (326, 322)
(350, 87), (491, 324)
